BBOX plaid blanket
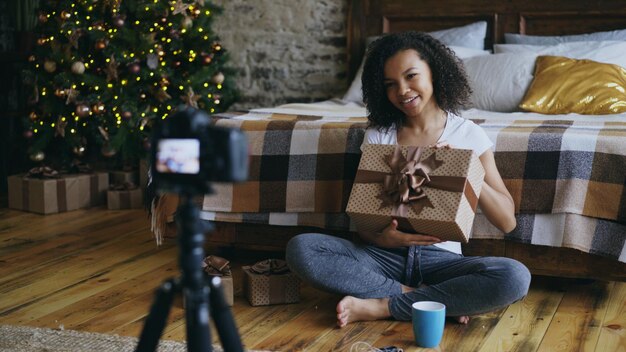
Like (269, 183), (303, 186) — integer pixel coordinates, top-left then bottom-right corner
(195, 105), (626, 262)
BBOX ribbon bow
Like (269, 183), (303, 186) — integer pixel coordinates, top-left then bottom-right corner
(202, 255), (231, 276)
(25, 166), (59, 179)
(249, 259), (290, 276)
(109, 182), (139, 191)
(379, 147), (443, 217)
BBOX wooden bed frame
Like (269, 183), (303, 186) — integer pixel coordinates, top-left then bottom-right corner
(207, 0), (626, 282)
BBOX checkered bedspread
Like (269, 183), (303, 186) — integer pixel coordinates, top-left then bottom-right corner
(196, 105), (626, 262)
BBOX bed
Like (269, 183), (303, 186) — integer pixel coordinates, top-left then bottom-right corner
(152, 0), (626, 281)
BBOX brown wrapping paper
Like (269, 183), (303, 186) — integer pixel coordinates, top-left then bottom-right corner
(8, 174), (78, 214)
(107, 188), (143, 210)
(242, 260), (300, 306)
(346, 145), (485, 243)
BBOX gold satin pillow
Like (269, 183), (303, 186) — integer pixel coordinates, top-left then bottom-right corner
(519, 55), (626, 114)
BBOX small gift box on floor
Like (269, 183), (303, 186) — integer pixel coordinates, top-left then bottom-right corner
(346, 145), (485, 243)
(243, 259), (300, 306)
(203, 255), (234, 306)
(107, 183), (143, 210)
(8, 167), (108, 214)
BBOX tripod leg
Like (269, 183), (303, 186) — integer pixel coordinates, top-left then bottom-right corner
(208, 276), (244, 352)
(183, 285), (213, 352)
(135, 278), (179, 352)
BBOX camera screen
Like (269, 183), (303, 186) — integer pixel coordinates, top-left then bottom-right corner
(155, 139), (200, 175)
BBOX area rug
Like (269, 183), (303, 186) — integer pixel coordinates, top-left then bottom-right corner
(0, 325), (267, 352)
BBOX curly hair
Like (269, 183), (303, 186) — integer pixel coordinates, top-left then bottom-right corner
(361, 31), (472, 130)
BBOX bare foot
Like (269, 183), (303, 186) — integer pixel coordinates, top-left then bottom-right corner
(336, 296), (390, 328)
(453, 316), (470, 324)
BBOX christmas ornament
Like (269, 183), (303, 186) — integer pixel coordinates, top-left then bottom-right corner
(105, 55), (119, 82)
(146, 53), (159, 69)
(101, 143), (117, 158)
(181, 87), (200, 109)
(156, 45), (165, 57)
(55, 88), (66, 97)
(202, 54), (212, 65)
(172, 61), (181, 68)
(29, 85), (40, 105)
(55, 117), (68, 137)
(60, 11), (72, 20)
(65, 88), (79, 105)
(29, 111), (38, 121)
(113, 15), (126, 28)
(71, 61), (85, 74)
(172, 0), (190, 15)
(73, 145), (86, 156)
(30, 151), (45, 162)
(182, 16), (193, 29)
(38, 13), (48, 23)
(23, 130), (34, 139)
(212, 72), (225, 85)
(76, 104), (91, 117)
(122, 111), (132, 119)
(95, 39), (108, 50)
(37, 37), (46, 46)
(28, 55), (36, 62)
(44, 60), (57, 73)
(92, 102), (106, 114)
(129, 62), (141, 74)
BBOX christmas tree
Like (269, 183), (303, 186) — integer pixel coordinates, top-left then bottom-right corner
(24, 0), (237, 169)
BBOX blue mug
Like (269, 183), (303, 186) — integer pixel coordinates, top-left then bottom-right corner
(412, 301), (446, 348)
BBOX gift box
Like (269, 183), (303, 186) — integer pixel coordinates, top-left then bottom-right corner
(110, 170), (138, 185)
(107, 183), (143, 210)
(243, 259), (300, 306)
(203, 255), (234, 306)
(346, 145), (485, 243)
(8, 168), (109, 214)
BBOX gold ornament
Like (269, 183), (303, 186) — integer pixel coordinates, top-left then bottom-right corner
(172, 0), (190, 15)
(55, 88), (66, 97)
(122, 111), (132, 119)
(44, 60), (57, 73)
(181, 87), (200, 109)
(60, 11), (71, 20)
(211, 72), (225, 85)
(29, 111), (38, 121)
(71, 61), (85, 74)
(92, 102), (106, 114)
(30, 151), (45, 162)
(105, 55), (119, 82)
(95, 39), (108, 50)
(76, 104), (90, 117)
(73, 145), (86, 156)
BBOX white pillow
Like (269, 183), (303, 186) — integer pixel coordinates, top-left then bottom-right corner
(343, 22), (489, 103)
(493, 41), (626, 68)
(343, 46), (490, 103)
(463, 53), (538, 112)
(464, 41), (626, 112)
(505, 28), (626, 45)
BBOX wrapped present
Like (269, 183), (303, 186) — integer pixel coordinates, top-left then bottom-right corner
(110, 170), (138, 186)
(346, 145), (485, 243)
(243, 259), (300, 306)
(203, 255), (233, 306)
(107, 183), (143, 210)
(7, 167), (108, 214)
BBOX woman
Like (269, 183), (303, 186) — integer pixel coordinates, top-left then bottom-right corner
(286, 31), (531, 327)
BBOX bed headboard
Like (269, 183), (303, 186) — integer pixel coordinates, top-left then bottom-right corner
(347, 0), (626, 81)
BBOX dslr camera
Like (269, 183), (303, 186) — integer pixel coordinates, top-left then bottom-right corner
(151, 106), (248, 194)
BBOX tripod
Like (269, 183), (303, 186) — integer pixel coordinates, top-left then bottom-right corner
(135, 193), (244, 352)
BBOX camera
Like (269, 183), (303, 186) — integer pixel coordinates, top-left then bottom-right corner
(151, 106), (248, 194)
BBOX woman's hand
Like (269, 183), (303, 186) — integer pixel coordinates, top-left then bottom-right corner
(430, 141), (453, 149)
(358, 219), (441, 248)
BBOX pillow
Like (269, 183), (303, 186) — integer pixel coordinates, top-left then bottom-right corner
(462, 53), (538, 112)
(493, 41), (626, 68)
(505, 28), (626, 45)
(343, 21), (489, 102)
(519, 55), (626, 115)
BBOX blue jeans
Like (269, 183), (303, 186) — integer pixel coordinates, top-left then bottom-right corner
(286, 233), (531, 320)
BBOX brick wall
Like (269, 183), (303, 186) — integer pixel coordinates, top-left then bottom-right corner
(212, 0), (349, 109)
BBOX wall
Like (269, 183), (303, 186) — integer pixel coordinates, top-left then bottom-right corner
(212, 0), (349, 109)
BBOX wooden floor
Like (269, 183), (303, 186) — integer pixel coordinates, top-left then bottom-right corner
(0, 207), (624, 352)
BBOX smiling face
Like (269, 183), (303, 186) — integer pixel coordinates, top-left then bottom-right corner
(384, 49), (439, 120)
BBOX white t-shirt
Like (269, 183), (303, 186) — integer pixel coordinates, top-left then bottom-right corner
(360, 112), (493, 254)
